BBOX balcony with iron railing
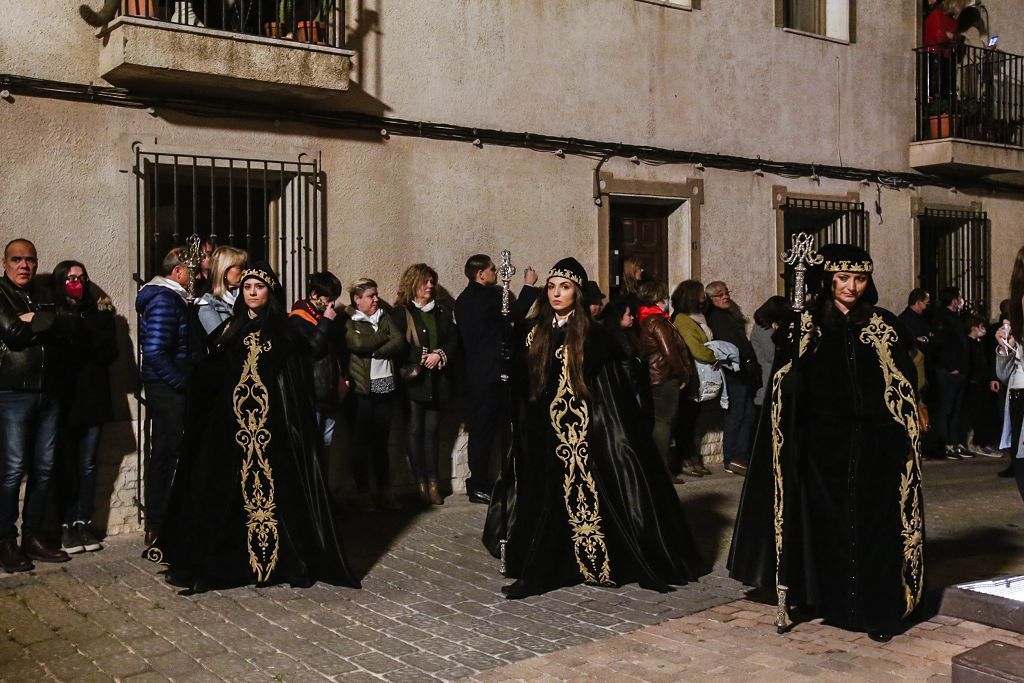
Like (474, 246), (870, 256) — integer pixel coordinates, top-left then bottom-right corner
(910, 43), (1024, 174)
(96, 0), (354, 104)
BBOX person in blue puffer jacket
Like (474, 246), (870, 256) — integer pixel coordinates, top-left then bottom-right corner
(135, 247), (205, 547)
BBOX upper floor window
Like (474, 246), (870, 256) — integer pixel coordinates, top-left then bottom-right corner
(778, 0), (854, 43)
(636, 0), (694, 10)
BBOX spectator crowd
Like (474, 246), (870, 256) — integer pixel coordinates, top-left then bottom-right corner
(1, 236), (1023, 576)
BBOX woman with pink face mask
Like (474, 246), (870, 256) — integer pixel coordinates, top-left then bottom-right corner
(51, 260), (118, 555)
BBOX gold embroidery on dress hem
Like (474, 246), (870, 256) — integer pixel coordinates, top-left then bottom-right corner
(771, 311), (816, 593)
(234, 331), (279, 583)
(549, 345), (613, 586)
(858, 314), (925, 616)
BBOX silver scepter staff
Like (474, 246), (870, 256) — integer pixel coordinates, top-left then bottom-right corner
(496, 249), (516, 575)
(774, 232), (822, 634)
(182, 234), (204, 304)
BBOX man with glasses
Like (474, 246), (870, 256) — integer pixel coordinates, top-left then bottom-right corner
(0, 239), (78, 571)
(704, 281), (761, 475)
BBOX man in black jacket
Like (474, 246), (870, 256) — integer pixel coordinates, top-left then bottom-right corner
(0, 239), (77, 571)
(931, 286), (970, 459)
(705, 281), (761, 475)
(454, 254), (538, 502)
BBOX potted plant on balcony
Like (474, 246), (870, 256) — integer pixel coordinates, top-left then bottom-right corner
(925, 97), (956, 139)
(80, 0), (160, 26)
(264, 0), (331, 43)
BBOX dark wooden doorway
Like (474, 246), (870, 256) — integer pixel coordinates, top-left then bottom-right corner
(609, 200), (672, 299)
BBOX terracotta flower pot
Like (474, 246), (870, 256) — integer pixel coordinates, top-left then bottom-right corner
(929, 113), (957, 139)
(296, 20), (325, 45)
(125, 0), (159, 18)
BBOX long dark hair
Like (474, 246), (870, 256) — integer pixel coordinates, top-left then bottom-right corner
(753, 296), (790, 330)
(52, 260), (94, 305)
(1009, 245), (1024, 341)
(671, 280), (705, 317)
(527, 283), (591, 401)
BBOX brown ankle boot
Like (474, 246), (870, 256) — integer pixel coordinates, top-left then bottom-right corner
(428, 481), (444, 506)
(417, 481), (432, 506)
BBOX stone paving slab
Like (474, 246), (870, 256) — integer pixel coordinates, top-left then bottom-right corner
(0, 457), (1021, 681)
(469, 599), (1024, 683)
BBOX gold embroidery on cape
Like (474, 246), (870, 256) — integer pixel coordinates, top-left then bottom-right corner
(858, 314), (924, 617)
(549, 345), (613, 586)
(234, 331), (279, 583)
(771, 312), (816, 592)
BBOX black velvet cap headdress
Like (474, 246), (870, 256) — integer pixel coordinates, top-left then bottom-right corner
(239, 261), (281, 291)
(547, 257), (588, 289)
(811, 243), (878, 306)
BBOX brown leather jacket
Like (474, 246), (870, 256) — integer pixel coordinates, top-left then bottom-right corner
(639, 313), (692, 387)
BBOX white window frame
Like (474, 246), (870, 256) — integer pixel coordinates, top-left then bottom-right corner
(776, 0), (856, 44)
(635, 0), (697, 11)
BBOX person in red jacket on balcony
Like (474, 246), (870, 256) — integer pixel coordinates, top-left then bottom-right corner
(923, 0), (964, 126)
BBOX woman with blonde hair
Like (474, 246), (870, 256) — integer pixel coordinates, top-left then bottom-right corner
(618, 255), (647, 298)
(197, 245), (247, 335)
(393, 264), (459, 506)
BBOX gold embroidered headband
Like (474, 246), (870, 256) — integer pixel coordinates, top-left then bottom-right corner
(824, 260), (873, 273)
(240, 268), (278, 289)
(547, 267), (585, 288)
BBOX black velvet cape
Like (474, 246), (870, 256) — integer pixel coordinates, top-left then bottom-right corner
(483, 321), (700, 598)
(149, 314), (359, 591)
(728, 303), (925, 634)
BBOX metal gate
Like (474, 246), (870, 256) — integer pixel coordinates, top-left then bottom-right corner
(131, 147), (325, 523)
(918, 207), (991, 315)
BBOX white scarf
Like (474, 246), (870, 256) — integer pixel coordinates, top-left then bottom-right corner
(350, 307), (391, 379)
(413, 299), (436, 313)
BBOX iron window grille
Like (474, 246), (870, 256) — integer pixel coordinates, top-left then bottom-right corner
(115, 0), (345, 49)
(780, 196), (868, 298)
(918, 207), (991, 315)
(131, 147), (324, 522)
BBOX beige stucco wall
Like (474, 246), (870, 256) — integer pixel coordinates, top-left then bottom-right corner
(3, 2), (1024, 534)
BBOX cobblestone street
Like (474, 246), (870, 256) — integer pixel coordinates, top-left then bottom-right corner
(1, 457), (1022, 682)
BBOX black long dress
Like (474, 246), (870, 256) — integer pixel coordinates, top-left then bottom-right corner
(728, 303), (924, 634)
(483, 321), (700, 598)
(148, 314), (359, 591)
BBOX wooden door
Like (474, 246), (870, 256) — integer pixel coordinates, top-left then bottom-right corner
(610, 202), (669, 298)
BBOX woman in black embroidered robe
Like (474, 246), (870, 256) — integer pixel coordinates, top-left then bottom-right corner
(728, 244), (924, 640)
(483, 257), (700, 599)
(149, 264), (359, 592)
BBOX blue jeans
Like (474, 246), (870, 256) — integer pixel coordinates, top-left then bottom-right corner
(722, 378), (756, 465)
(0, 391), (59, 540)
(58, 424), (101, 524)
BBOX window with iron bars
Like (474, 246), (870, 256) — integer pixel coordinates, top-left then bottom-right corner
(780, 197), (868, 297)
(115, 0), (345, 48)
(917, 207), (991, 315)
(131, 148), (324, 522)
(132, 149), (324, 300)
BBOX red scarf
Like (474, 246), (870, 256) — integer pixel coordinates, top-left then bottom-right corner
(638, 305), (669, 322)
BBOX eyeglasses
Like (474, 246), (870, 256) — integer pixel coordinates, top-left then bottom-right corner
(711, 290), (731, 298)
(66, 274), (89, 283)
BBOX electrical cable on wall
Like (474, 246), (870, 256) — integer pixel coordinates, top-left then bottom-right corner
(3, 72), (1024, 198)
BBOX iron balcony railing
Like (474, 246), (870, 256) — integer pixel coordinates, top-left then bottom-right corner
(915, 43), (1024, 147)
(115, 0), (345, 49)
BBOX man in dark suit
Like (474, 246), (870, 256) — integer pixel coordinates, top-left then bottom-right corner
(931, 286), (970, 459)
(454, 254), (538, 502)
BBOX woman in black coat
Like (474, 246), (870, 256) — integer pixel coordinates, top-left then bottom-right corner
(393, 264), (459, 506)
(149, 263), (359, 592)
(52, 260), (117, 555)
(728, 244), (924, 641)
(484, 258), (700, 599)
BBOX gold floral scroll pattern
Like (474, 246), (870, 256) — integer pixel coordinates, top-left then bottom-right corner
(858, 314), (924, 616)
(771, 312), (817, 591)
(549, 345), (613, 586)
(234, 332), (279, 583)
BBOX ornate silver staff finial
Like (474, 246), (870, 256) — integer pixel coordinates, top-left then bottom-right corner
(781, 232), (823, 313)
(498, 249), (516, 317)
(182, 234), (205, 303)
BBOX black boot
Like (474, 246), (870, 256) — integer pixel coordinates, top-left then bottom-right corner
(0, 538), (33, 573)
